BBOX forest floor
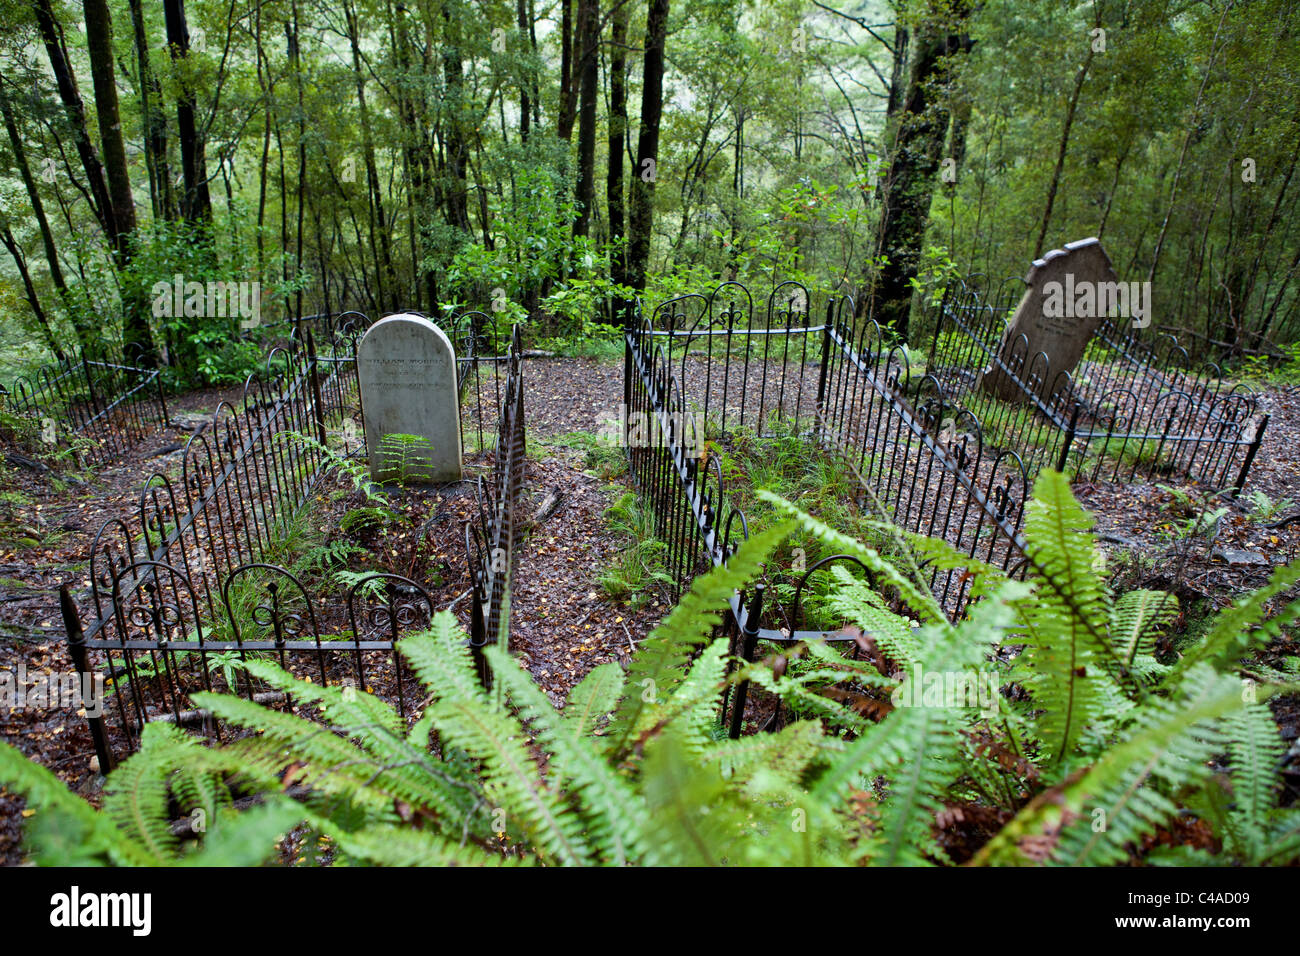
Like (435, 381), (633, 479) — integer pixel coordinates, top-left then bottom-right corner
(2, 357), (1298, 864)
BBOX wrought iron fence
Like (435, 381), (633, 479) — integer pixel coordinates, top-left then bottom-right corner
(926, 277), (1268, 490)
(462, 325), (527, 683)
(60, 322), (372, 768)
(2, 347), (169, 465)
(624, 281), (1044, 734)
(60, 313), (528, 766)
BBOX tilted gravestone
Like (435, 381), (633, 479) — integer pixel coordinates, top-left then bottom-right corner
(357, 314), (462, 483)
(980, 237), (1141, 404)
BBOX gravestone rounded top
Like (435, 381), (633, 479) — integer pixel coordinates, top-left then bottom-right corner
(357, 313), (462, 483)
(359, 312), (454, 353)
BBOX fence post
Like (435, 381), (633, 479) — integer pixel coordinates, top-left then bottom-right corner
(470, 588), (490, 689)
(728, 583), (765, 740)
(1232, 413), (1269, 497)
(59, 585), (115, 774)
(153, 369), (170, 427)
(1056, 401), (1081, 475)
(815, 300), (834, 432)
(306, 329), (328, 446)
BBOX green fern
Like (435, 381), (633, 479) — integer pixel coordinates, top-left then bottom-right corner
(376, 433), (435, 486)
(4, 478), (1298, 869)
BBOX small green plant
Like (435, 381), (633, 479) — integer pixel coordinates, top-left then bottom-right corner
(339, 506), (396, 536)
(376, 433), (434, 486)
(331, 568), (385, 600)
(292, 539), (363, 577)
(1245, 489), (1295, 522)
(598, 492), (673, 607)
(281, 431), (391, 508)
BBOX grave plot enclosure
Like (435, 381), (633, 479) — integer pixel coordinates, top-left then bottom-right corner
(623, 282), (1032, 737)
(927, 270), (1267, 490)
(3, 349), (169, 465)
(61, 314), (526, 766)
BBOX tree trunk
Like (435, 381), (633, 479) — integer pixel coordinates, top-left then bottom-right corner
(516, 0), (532, 142)
(292, 0), (309, 318)
(572, 0), (599, 238)
(30, 0), (113, 237)
(625, 0), (670, 305)
(164, 0), (212, 225)
(558, 0), (576, 141)
(866, 3), (970, 337)
(127, 0), (173, 221)
(84, 0), (155, 365)
(343, 0), (399, 310)
(439, 3), (472, 235)
(607, 1), (629, 287)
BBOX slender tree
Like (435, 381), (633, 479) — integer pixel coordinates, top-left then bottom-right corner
(164, 0), (212, 225)
(625, 0), (670, 302)
(607, 0), (629, 285)
(558, 0), (576, 140)
(0, 77), (87, 352)
(867, 1), (971, 336)
(572, 0), (600, 237)
(127, 0), (173, 221)
(30, 0), (113, 238)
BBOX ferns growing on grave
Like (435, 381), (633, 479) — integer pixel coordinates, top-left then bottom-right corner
(376, 433), (434, 486)
(2, 471), (1298, 866)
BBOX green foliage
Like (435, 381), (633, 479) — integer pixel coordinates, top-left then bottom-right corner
(281, 432), (390, 509)
(4, 477), (1298, 868)
(597, 492), (674, 607)
(1245, 489), (1296, 522)
(375, 433), (434, 486)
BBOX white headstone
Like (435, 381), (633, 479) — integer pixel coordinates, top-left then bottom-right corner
(357, 314), (462, 483)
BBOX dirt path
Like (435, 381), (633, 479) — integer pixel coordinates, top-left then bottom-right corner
(511, 358), (662, 706)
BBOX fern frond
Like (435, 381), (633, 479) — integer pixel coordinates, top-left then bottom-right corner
(563, 662), (625, 741)
(1222, 703), (1286, 861)
(607, 520), (796, 756)
(102, 723), (238, 864)
(758, 491), (946, 622)
(822, 566), (924, 665)
(1111, 589), (1179, 665)
(177, 799), (306, 867)
(705, 719), (828, 787)
(400, 611), (491, 705)
(191, 689), (481, 832)
(327, 823), (527, 866)
(1165, 561), (1300, 684)
(1015, 470), (1114, 764)
(854, 515), (1008, 608)
(974, 665), (1253, 866)
(429, 692), (592, 865)
(0, 739), (153, 866)
(486, 646), (646, 865)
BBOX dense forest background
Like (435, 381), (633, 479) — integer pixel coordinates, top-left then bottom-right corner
(0, 0), (1297, 386)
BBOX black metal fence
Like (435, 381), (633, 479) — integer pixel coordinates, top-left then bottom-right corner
(926, 277), (1268, 490)
(60, 311), (527, 766)
(60, 321), (374, 769)
(2, 349), (169, 465)
(626, 283), (1028, 612)
(624, 282), (1035, 734)
(462, 325), (527, 682)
